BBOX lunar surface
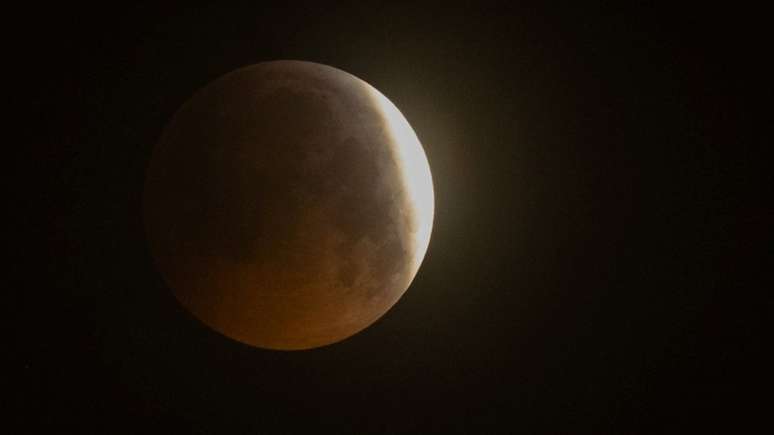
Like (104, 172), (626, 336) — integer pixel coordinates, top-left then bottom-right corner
(143, 60), (433, 350)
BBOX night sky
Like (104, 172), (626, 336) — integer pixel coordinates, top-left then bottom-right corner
(16, 3), (768, 433)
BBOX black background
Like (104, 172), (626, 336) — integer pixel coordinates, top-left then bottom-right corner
(15, 2), (769, 433)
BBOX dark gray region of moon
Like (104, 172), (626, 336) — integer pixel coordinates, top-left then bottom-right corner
(144, 61), (421, 349)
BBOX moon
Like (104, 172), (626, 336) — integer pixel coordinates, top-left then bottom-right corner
(143, 60), (434, 350)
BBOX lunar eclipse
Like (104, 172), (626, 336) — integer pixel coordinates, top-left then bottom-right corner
(22, 3), (760, 432)
(143, 60), (433, 350)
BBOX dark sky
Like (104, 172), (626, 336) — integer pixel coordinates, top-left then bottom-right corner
(16, 2), (768, 433)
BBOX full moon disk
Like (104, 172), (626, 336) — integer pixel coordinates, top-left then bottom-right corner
(143, 61), (433, 350)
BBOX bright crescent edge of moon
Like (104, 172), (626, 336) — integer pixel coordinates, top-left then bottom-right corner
(363, 82), (435, 276)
